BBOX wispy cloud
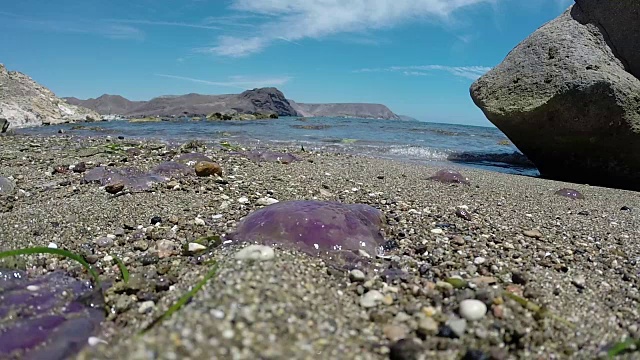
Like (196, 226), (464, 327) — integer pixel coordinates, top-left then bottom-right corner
(105, 18), (222, 30)
(203, 0), (496, 57)
(0, 12), (144, 40)
(155, 74), (292, 89)
(355, 65), (492, 80)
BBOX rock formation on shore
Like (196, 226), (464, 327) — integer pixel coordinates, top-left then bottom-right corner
(66, 89), (401, 120)
(470, 0), (640, 191)
(0, 64), (100, 129)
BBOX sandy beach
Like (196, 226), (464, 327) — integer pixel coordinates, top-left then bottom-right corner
(1, 133), (639, 359)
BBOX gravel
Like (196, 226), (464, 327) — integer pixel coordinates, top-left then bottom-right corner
(0, 133), (639, 359)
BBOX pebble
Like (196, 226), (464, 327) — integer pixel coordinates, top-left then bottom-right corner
(235, 245), (275, 261)
(187, 242), (207, 253)
(447, 318), (468, 337)
(360, 290), (385, 308)
(95, 236), (114, 248)
(417, 316), (439, 336)
(156, 239), (178, 258)
(256, 197), (279, 206)
(105, 182), (125, 194)
(459, 299), (488, 321)
(150, 216), (162, 225)
(431, 228), (444, 234)
(349, 269), (366, 282)
(47, 242), (58, 249)
(389, 339), (423, 360)
(238, 196), (249, 204)
(383, 324), (408, 342)
(523, 229), (543, 238)
(194, 217), (206, 226)
(473, 256), (486, 265)
(194, 161), (222, 177)
(138, 301), (155, 314)
(571, 275), (586, 289)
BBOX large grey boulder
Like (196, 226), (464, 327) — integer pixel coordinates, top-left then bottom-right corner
(470, 3), (640, 190)
(0, 64), (100, 128)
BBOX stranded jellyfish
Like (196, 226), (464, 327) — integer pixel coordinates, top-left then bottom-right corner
(83, 166), (168, 192)
(555, 188), (584, 199)
(227, 200), (386, 258)
(429, 169), (471, 185)
(232, 150), (300, 164)
(0, 269), (105, 359)
(174, 153), (213, 166)
(151, 161), (195, 177)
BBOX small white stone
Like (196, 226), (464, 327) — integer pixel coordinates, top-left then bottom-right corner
(360, 290), (385, 308)
(138, 301), (155, 314)
(459, 299), (487, 321)
(457, 205), (469, 210)
(88, 337), (108, 346)
(47, 242), (58, 249)
(238, 196), (249, 204)
(349, 269), (366, 282)
(235, 245), (275, 261)
(431, 228), (444, 234)
(448, 318), (468, 337)
(212, 214), (223, 219)
(473, 257), (486, 265)
(106, 234), (116, 239)
(26, 285), (40, 291)
(194, 218), (206, 226)
(103, 255), (113, 262)
(256, 197), (279, 206)
(188, 242), (207, 253)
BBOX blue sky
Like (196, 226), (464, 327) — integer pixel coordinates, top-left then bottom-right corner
(0, 0), (572, 126)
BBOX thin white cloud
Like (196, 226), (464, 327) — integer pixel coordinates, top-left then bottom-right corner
(205, 0), (496, 57)
(0, 12), (144, 40)
(155, 74), (292, 89)
(355, 65), (492, 80)
(105, 19), (222, 30)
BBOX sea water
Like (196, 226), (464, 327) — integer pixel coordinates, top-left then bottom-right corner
(17, 116), (540, 177)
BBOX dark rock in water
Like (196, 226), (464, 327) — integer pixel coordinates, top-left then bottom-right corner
(83, 166), (167, 192)
(621, 206), (632, 211)
(173, 153), (213, 166)
(429, 169), (470, 185)
(227, 200), (386, 259)
(0, 269), (105, 359)
(462, 349), (490, 360)
(233, 150), (300, 164)
(0, 176), (15, 194)
(447, 151), (535, 168)
(151, 161), (195, 177)
(470, 2), (640, 190)
(389, 338), (423, 360)
(150, 216), (162, 225)
(555, 188), (584, 199)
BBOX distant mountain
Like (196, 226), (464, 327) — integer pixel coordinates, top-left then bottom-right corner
(398, 115), (418, 121)
(64, 94), (143, 115)
(66, 88), (402, 120)
(290, 101), (400, 120)
(0, 64), (99, 128)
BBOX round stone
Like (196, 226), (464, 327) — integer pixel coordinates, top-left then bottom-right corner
(235, 245), (275, 261)
(459, 299), (487, 321)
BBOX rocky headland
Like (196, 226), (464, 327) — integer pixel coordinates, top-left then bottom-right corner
(65, 89), (401, 120)
(470, 0), (640, 191)
(0, 64), (100, 129)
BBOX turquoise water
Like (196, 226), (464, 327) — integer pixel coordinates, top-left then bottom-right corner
(18, 116), (540, 177)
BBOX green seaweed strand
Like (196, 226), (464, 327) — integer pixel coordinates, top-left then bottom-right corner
(0, 247), (101, 287)
(141, 262), (219, 334)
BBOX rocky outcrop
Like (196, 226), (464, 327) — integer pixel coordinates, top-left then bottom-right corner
(470, 3), (640, 190)
(290, 100), (400, 120)
(0, 64), (100, 128)
(70, 89), (403, 120)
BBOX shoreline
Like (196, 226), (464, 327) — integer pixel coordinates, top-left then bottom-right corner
(1, 133), (639, 359)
